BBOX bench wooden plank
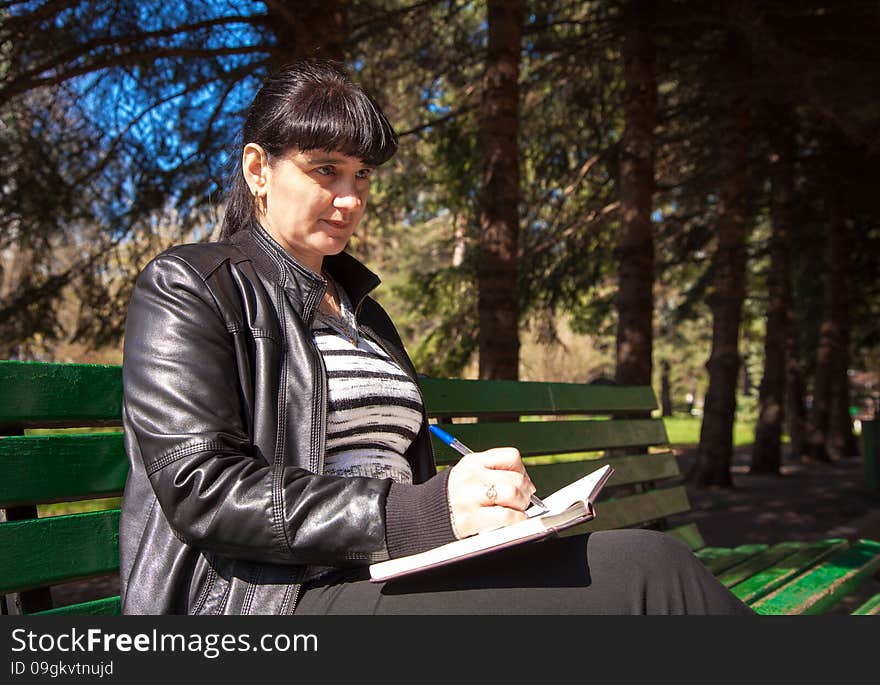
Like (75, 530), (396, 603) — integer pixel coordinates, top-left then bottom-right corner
(34, 596), (121, 616)
(716, 541), (807, 588)
(729, 539), (849, 604)
(665, 523), (706, 551)
(0, 361), (123, 428)
(0, 433), (126, 506)
(431, 419), (668, 463)
(851, 593), (880, 615)
(0, 510), (120, 593)
(527, 451), (681, 495)
(572, 485), (692, 532)
(750, 539), (880, 615)
(421, 378), (658, 416)
(697, 544), (769, 575)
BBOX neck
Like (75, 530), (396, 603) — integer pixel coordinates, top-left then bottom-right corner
(256, 218), (324, 274)
(280, 242), (323, 275)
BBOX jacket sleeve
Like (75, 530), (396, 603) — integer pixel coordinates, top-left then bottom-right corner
(123, 251), (449, 566)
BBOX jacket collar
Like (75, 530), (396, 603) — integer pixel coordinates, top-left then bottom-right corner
(230, 219), (381, 324)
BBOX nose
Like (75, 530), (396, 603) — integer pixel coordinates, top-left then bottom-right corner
(333, 178), (364, 211)
(334, 193), (362, 210)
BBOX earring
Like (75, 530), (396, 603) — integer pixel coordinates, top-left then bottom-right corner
(253, 188), (266, 214)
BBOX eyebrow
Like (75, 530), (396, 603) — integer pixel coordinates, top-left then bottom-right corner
(302, 154), (372, 167)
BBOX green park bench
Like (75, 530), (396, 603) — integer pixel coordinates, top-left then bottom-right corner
(2, 359), (879, 615)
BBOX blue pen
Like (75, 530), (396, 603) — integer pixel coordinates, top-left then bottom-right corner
(429, 424), (549, 511)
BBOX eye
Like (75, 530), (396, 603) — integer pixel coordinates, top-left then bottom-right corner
(315, 165), (335, 176)
(356, 168), (373, 180)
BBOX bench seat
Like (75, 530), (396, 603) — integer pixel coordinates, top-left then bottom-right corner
(2, 360), (879, 615)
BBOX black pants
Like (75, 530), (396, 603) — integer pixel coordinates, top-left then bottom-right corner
(295, 529), (755, 615)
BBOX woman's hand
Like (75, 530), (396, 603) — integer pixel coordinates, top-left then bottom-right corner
(446, 447), (537, 539)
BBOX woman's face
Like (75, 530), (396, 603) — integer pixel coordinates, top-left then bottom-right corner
(251, 148), (373, 273)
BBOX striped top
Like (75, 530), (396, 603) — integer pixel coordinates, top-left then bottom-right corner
(311, 278), (422, 485)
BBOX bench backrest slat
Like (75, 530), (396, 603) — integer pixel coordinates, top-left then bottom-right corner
(558, 485), (692, 536)
(421, 377), (658, 416)
(0, 433), (126, 507)
(37, 596), (121, 616)
(430, 418), (668, 464)
(0, 510), (120, 594)
(0, 361), (123, 427)
(581, 485), (692, 531)
(526, 451), (680, 495)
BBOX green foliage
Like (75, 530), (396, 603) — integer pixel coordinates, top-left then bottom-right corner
(0, 0), (261, 356)
(1, 0), (878, 420)
(518, 3), (624, 332)
(363, 200), (479, 378)
(395, 266), (478, 378)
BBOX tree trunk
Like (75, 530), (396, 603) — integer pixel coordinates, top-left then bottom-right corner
(268, 0), (348, 65)
(808, 180), (853, 461)
(807, 277), (834, 462)
(741, 349), (752, 397)
(827, 206), (859, 458)
(660, 359), (673, 416)
(751, 113), (794, 474)
(615, 0), (656, 389)
(831, 359), (859, 457)
(693, 32), (750, 487)
(478, 0), (522, 380)
(785, 329), (809, 461)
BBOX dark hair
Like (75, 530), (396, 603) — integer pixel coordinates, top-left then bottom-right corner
(220, 59), (398, 238)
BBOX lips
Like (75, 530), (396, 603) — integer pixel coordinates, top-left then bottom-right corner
(322, 219), (350, 231)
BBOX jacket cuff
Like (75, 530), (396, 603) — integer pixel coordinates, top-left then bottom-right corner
(385, 468), (456, 558)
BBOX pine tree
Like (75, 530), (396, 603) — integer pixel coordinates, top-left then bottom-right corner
(478, 0), (522, 380)
(693, 28), (750, 487)
(751, 108), (795, 474)
(615, 0), (656, 388)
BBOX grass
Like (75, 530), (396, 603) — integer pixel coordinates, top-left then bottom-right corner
(38, 497), (121, 518)
(662, 414), (756, 448)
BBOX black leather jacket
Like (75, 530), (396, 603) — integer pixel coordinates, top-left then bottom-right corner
(119, 224), (455, 614)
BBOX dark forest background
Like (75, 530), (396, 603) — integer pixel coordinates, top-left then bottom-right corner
(1, 0), (878, 486)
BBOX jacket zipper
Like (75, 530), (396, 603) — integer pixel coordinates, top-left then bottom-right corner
(313, 279), (331, 476)
(313, 345), (328, 477)
(285, 281), (329, 614)
(287, 574), (303, 615)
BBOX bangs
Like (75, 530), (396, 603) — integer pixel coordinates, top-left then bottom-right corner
(274, 80), (398, 166)
(224, 60), (399, 239)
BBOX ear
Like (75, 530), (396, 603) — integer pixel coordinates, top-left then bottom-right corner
(242, 143), (269, 196)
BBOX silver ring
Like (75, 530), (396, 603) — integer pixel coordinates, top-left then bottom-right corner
(485, 483), (497, 504)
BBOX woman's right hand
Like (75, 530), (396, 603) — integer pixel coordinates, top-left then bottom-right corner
(445, 447), (536, 539)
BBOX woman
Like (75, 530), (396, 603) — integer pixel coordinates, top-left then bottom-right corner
(119, 59), (753, 615)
